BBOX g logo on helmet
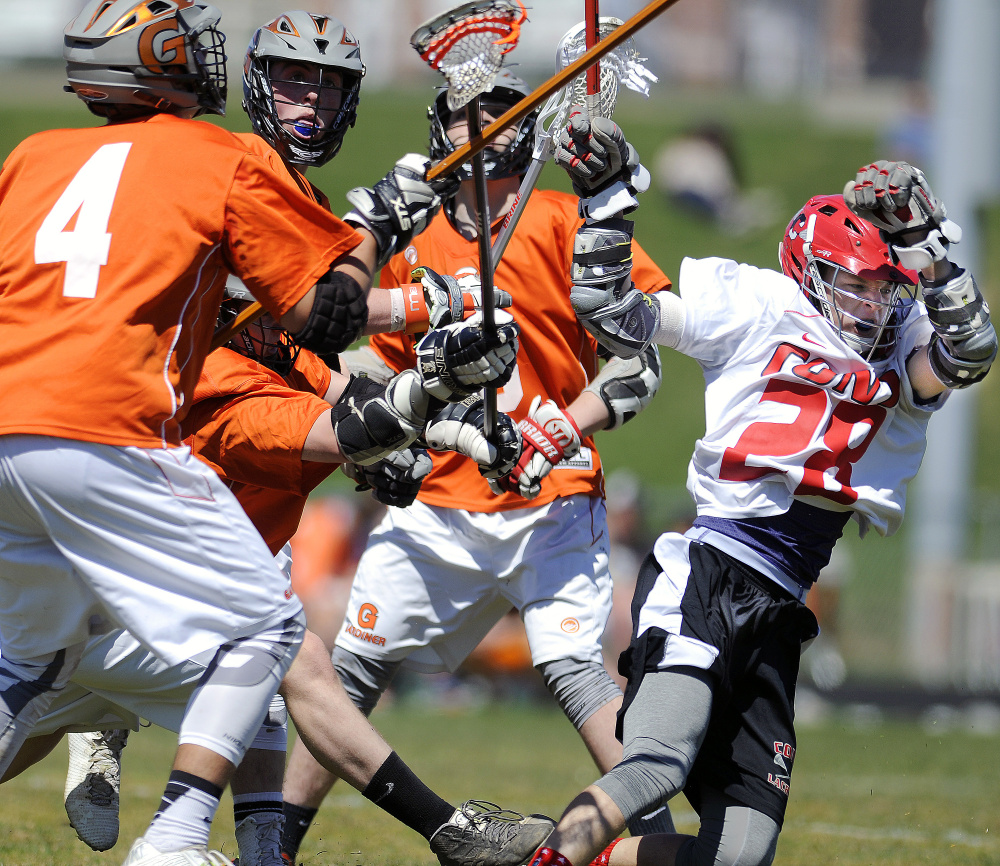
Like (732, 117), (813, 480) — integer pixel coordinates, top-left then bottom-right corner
(358, 603), (378, 630)
(137, 3), (195, 74)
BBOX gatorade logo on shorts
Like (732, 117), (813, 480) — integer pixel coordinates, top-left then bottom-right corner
(560, 617), (580, 634)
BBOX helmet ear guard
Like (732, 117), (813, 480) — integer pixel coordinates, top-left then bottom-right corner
(64, 0), (227, 119)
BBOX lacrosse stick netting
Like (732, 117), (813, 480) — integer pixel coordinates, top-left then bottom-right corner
(490, 17), (657, 268)
(411, 0), (527, 111)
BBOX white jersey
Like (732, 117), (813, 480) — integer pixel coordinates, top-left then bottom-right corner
(673, 256), (948, 539)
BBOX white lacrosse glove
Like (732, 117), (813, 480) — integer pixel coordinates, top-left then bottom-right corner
(406, 267), (513, 334)
(843, 160), (962, 271)
(491, 396), (582, 500)
(342, 446), (433, 508)
(345, 154), (461, 270)
(414, 310), (519, 402)
(554, 110), (650, 222)
(424, 397), (522, 481)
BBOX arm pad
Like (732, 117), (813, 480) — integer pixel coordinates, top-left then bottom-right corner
(292, 269), (369, 357)
(583, 343), (663, 430)
(923, 268), (997, 388)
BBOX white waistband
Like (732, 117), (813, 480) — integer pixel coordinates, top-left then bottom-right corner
(683, 525), (809, 603)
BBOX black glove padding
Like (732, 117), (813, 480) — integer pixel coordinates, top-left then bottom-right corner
(554, 110), (642, 197)
(424, 397), (522, 478)
(342, 446), (433, 508)
(345, 154), (460, 270)
(415, 312), (519, 402)
(415, 267), (513, 330)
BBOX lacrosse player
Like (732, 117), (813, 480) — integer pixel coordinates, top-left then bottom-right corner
(525, 145), (996, 866)
(0, 0), (396, 861)
(22, 12), (548, 866)
(280, 66), (677, 865)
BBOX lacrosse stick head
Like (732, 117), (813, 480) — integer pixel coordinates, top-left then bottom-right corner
(411, 0), (527, 112)
(428, 68), (537, 181)
(557, 16), (657, 119)
(531, 16), (658, 160)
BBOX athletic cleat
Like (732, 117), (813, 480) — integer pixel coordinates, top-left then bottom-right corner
(64, 728), (130, 851)
(120, 835), (234, 866)
(429, 799), (555, 866)
(234, 814), (285, 866)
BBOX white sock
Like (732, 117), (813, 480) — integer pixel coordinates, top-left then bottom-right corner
(144, 771), (222, 852)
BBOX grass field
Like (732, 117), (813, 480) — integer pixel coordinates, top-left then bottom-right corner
(0, 700), (997, 866)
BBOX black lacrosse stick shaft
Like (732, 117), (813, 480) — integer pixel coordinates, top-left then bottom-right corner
(469, 94), (498, 442)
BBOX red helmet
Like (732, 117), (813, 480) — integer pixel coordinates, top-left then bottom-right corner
(779, 194), (917, 360)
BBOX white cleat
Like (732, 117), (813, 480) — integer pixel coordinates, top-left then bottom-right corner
(120, 835), (234, 866)
(234, 814), (285, 866)
(65, 729), (130, 851)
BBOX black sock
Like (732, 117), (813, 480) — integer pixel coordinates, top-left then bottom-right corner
(361, 751), (456, 839)
(281, 802), (318, 863)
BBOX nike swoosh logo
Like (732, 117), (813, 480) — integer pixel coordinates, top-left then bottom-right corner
(372, 782), (394, 803)
(801, 332), (824, 347)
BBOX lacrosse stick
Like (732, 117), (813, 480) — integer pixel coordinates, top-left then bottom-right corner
(490, 13), (656, 269)
(211, 0), (677, 352)
(411, 0), (527, 440)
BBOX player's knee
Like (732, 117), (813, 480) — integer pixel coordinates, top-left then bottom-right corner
(595, 745), (689, 822)
(331, 646), (399, 716)
(536, 656), (621, 730)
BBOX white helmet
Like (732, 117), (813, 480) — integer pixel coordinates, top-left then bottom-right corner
(64, 0), (227, 119)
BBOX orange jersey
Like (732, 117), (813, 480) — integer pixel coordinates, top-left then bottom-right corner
(234, 132), (332, 210)
(183, 347), (338, 554)
(373, 189), (671, 513)
(0, 114), (361, 448)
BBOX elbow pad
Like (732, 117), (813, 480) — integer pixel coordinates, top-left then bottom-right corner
(331, 370), (434, 465)
(923, 269), (997, 388)
(292, 269), (369, 357)
(584, 343), (663, 430)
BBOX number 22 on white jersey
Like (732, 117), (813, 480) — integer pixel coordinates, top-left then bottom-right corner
(34, 142), (132, 299)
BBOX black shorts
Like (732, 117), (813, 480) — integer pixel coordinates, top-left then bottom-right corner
(617, 538), (819, 827)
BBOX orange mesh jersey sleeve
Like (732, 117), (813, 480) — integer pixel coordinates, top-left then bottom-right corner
(371, 189), (670, 513)
(0, 114), (360, 449)
(183, 348), (337, 554)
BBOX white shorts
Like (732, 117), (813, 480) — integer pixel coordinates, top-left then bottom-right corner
(0, 436), (301, 667)
(30, 545), (296, 737)
(335, 494), (612, 673)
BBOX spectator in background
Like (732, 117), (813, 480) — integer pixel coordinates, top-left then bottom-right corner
(654, 123), (779, 235)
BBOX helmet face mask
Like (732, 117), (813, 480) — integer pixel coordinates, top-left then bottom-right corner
(64, 0), (227, 119)
(219, 277), (301, 375)
(428, 69), (537, 181)
(243, 12), (365, 167)
(779, 194), (917, 361)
